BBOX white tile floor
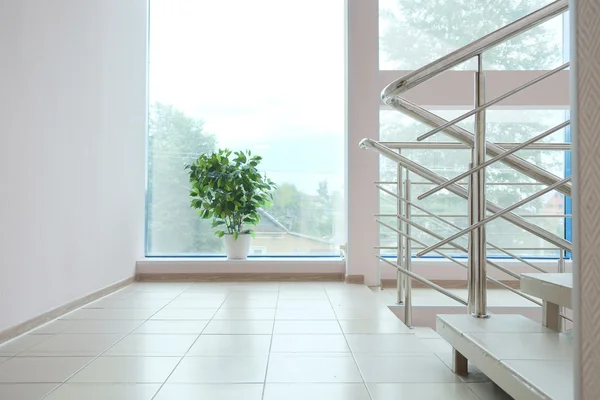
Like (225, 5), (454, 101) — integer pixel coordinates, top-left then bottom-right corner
(0, 282), (514, 399)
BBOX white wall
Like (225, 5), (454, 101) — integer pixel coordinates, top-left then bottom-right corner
(0, 0), (147, 332)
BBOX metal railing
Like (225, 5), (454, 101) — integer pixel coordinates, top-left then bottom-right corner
(361, 0), (571, 326)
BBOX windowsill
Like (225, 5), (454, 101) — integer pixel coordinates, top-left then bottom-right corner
(135, 256), (572, 280)
(141, 256), (343, 261)
(136, 257), (346, 274)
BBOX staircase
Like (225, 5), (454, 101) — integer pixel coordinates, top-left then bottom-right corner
(360, 0), (573, 398)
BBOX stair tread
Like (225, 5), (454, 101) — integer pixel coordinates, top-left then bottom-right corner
(521, 273), (572, 308)
(437, 314), (573, 400)
(437, 313), (551, 333)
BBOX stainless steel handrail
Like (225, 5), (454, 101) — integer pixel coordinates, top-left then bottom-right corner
(385, 97), (572, 197)
(418, 177), (573, 257)
(363, 139), (572, 251)
(381, 0), (568, 99)
(418, 120), (571, 200)
(371, 0), (571, 321)
(416, 63), (570, 142)
(380, 142), (572, 151)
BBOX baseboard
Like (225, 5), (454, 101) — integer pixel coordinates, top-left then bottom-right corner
(136, 272), (345, 282)
(380, 279), (520, 289)
(345, 274), (365, 284)
(0, 276), (134, 345)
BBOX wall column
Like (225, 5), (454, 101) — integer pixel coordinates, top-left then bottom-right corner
(571, 0), (600, 397)
(345, 0), (380, 285)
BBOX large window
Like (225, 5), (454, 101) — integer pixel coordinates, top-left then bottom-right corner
(379, 0), (564, 70)
(147, 0), (345, 256)
(378, 1), (570, 259)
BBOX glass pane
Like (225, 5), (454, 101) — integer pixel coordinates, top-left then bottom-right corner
(148, 0), (345, 256)
(379, 0), (564, 70)
(379, 109), (568, 258)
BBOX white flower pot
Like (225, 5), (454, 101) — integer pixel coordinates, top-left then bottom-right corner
(224, 233), (252, 260)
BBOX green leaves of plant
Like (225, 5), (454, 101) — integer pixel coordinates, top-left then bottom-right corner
(187, 148), (276, 238)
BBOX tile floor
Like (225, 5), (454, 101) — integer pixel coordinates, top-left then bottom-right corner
(0, 282), (513, 399)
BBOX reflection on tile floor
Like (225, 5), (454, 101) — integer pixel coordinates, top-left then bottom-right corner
(0, 282), (513, 399)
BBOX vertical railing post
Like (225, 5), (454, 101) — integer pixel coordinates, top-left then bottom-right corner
(396, 151), (404, 304)
(467, 163), (476, 315)
(473, 54), (489, 318)
(558, 249), (566, 331)
(404, 174), (413, 327)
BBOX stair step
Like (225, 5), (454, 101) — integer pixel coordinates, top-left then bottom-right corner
(521, 273), (572, 309)
(437, 314), (573, 400)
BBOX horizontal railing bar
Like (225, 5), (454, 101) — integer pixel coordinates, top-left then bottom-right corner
(486, 260), (522, 280)
(496, 142), (571, 150)
(377, 220), (468, 268)
(416, 63), (570, 142)
(378, 202), (539, 278)
(560, 313), (573, 322)
(377, 246), (564, 251)
(396, 214), (468, 254)
(364, 140), (572, 251)
(381, 0), (568, 99)
(377, 182), (553, 186)
(376, 185), (469, 253)
(376, 227), (540, 305)
(385, 98), (572, 197)
(489, 278), (543, 306)
(418, 121), (571, 200)
(376, 213), (571, 218)
(377, 256), (469, 305)
(418, 177), (573, 257)
(487, 244), (548, 273)
(380, 142), (571, 151)
(380, 142), (469, 150)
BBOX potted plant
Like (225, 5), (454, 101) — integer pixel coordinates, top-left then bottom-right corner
(186, 149), (276, 259)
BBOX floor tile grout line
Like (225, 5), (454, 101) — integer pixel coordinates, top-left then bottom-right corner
(38, 284), (187, 400)
(325, 286), (374, 400)
(260, 283), (280, 400)
(2, 282), (493, 398)
(464, 382), (486, 400)
(11, 285), (148, 399)
(148, 282), (238, 400)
